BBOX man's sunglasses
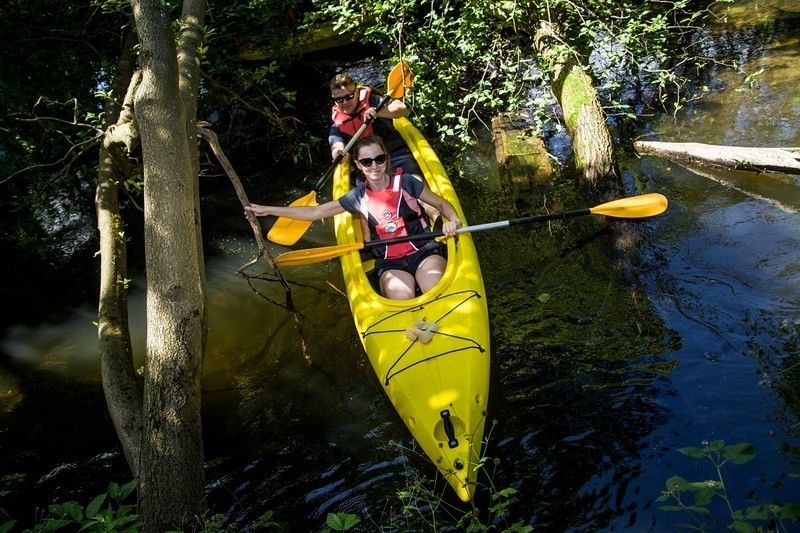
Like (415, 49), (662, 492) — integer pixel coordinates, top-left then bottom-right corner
(332, 93), (355, 104)
(356, 154), (388, 166)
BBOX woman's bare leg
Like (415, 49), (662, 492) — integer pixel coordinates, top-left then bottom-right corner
(415, 254), (446, 293)
(380, 269), (417, 300)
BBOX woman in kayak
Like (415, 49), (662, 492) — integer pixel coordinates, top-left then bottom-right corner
(245, 135), (462, 300)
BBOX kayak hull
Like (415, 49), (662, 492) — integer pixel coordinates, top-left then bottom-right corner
(332, 118), (490, 502)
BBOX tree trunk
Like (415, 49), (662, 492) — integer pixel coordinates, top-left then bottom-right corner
(534, 21), (642, 273)
(634, 141), (800, 175)
(130, 0), (207, 529)
(534, 21), (621, 201)
(178, 0), (208, 353)
(96, 29), (143, 476)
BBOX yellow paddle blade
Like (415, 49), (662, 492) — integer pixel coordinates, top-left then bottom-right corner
(266, 191), (318, 246)
(386, 61), (413, 98)
(275, 241), (365, 267)
(589, 193), (669, 218)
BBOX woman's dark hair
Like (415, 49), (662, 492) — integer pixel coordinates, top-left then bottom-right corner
(354, 135), (390, 163)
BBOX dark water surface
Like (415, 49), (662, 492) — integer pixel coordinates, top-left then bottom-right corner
(2, 2), (800, 530)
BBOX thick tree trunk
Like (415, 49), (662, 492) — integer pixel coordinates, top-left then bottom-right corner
(534, 21), (642, 272)
(634, 141), (800, 175)
(178, 0), (207, 312)
(534, 21), (621, 201)
(96, 28), (143, 476)
(130, 0), (207, 529)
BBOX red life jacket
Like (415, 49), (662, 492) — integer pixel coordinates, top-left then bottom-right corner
(331, 85), (374, 137)
(362, 174), (427, 259)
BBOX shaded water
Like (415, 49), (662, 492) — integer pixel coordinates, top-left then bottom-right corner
(3, 3), (800, 530)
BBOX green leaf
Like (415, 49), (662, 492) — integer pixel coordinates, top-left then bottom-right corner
(108, 482), (120, 499)
(63, 500), (84, 522)
(42, 518), (71, 531)
(492, 487), (518, 500)
(722, 443), (756, 464)
(326, 512), (360, 531)
(665, 475), (690, 492)
(778, 503), (800, 520)
(688, 480), (721, 491)
(0, 520), (17, 533)
(745, 504), (769, 520)
(85, 493), (107, 519)
(692, 487), (715, 506)
(677, 446), (707, 459)
(684, 505), (711, 515)
(729, 520), (756, 533)
(658, 505), (684, 512)
(120, 480), (137, 501)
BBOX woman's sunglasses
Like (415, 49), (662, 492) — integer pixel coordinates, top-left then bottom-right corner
(356, 154), (388, 167)
(332, 93), (355, 104)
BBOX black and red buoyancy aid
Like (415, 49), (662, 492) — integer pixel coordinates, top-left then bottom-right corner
(361, 173), (429, 259)
(331, 85), (374, 137)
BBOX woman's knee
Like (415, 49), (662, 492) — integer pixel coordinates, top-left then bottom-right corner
(416, 255), (446, 292)
(380, 270), (416, 300)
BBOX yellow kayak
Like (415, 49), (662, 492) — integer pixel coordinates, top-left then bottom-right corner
(332, 117), (490, 502)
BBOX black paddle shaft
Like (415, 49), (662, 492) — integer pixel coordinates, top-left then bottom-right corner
(362, 207), (592, 250)
(311, 93), (394, 193)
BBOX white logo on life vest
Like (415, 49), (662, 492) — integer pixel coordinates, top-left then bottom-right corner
(385, 221), (398, 233)
(381, 210), (392, 220)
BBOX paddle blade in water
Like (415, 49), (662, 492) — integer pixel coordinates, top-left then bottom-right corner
(589, 193), (669, 218)
(275, 241), (365, 267)
(266, 191), (318, 246)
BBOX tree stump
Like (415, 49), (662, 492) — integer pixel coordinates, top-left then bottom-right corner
(492, 114), (554, 208)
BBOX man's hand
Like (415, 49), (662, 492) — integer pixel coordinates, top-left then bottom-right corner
(364, 107), (378, 122)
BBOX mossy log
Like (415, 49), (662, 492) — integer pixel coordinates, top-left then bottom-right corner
(534, 21), (621, 201)
(634, 141), (800, 175)
(491, 114), (554, 206)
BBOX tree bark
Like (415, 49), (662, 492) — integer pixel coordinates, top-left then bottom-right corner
(634, 141), (800, 175)
(130, 0), (207, 529)
(534, 21), (621, 201)
(96, 28), (143, 477)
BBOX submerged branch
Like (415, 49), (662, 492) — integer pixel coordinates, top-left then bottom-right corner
(197, 122), (311, 362)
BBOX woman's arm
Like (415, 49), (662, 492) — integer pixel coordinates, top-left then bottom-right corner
(245, 199), (345, 221)
(418, 186), (462, 235)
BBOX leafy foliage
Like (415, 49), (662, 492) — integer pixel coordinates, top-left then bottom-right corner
(33, 480), (139, 532)
(303, 0), (731, 156)
(658, 440), (800, 531)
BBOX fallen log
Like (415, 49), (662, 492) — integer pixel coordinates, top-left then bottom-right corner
(634, 141), (800, 175)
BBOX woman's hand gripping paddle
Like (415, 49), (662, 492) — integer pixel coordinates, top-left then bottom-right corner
(273, 193), (669, 267)
(266, 62), (413, 246)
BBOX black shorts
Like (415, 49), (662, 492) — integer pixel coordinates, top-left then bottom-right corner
(374, 241), (445, 278)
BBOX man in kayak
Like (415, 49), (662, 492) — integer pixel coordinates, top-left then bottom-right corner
(246, 135), (461, 300)
(329, 72), (422, 179)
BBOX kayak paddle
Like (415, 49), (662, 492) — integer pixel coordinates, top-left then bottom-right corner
(274, 192), (669, 267)
(267, 61), (413, 246)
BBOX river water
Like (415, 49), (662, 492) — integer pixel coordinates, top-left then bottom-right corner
(2, 2), (800, 531)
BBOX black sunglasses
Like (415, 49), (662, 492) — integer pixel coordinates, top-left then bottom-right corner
(356, 154), (388, 167)
(332, 93), (355, 104)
